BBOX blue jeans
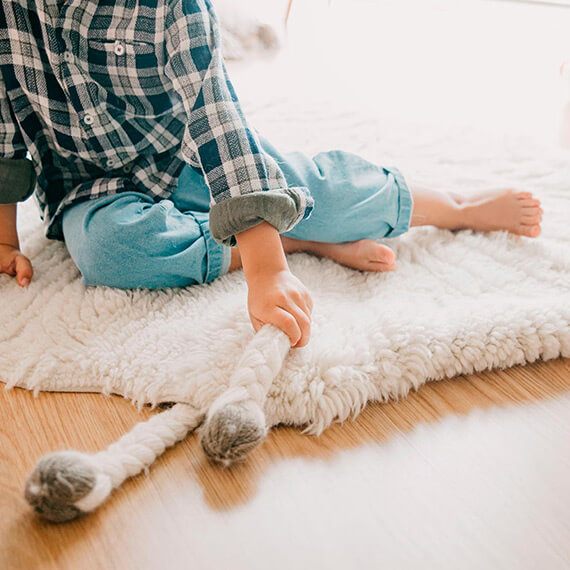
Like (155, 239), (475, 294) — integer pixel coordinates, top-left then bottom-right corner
(61, 135), (413, 289)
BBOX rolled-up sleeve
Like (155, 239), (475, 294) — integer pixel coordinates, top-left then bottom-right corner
(163, 0), (314, 247)
(0, 77), (35, 204)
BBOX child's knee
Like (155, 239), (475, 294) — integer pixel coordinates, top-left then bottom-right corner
(61, 194), (209, 289)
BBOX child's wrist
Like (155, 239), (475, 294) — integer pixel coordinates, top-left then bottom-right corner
(235, 221), (289, 281)
(0, 203), (20, 249)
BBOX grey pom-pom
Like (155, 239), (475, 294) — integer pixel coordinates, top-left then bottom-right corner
(24, 452), (97, 523)
(199, 400), (267, 467)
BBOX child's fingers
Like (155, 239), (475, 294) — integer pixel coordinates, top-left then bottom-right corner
(305, 293), (314, 316)
(14, 254), (33, 287)
(271, 306), (302, 348)
(287, 289), (313, 322)
(300, 293), (313, 322)
(0, 262), (16, 277)
(250, 315), (264, 334)
(278, 302), (311, 348)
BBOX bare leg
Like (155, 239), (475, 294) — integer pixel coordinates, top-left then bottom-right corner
(229, 234), (398, 273)
(228, 184), (542, 275)
(409, 184), (543, 237)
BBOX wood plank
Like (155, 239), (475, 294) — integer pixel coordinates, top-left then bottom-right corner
(1, 358), (569, 570)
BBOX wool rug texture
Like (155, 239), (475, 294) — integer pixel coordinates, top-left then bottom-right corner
(1, 109), (569, 436)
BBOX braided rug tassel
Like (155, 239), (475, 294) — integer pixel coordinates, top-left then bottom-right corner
(24, 402), (202, 523)
(199, 324), (291, 466)
(24, 324), (290, 522)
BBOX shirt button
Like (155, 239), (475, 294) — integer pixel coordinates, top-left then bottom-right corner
(83, 113), (94, 125)
(114, 41), (125, 56)
(63, 51), (73, 63)
(106, 158), (115, 168)
(123, 164), (133, 173)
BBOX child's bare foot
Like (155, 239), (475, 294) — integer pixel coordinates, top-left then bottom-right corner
(458, 189), (543, 237)
(228, 236), (397, 273)
(282, 236), (397, 272)
(410, 184), (543, 238)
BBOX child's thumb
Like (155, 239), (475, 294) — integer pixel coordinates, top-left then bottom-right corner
(15, 254), (33, 287)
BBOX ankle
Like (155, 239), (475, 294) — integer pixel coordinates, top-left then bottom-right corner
(456, 202), (479, 229)
(280, 235), (314, 254)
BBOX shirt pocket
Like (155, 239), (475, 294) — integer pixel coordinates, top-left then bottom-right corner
(86, 38), (173, 118)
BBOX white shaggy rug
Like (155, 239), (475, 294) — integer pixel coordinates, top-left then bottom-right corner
(1, 111), (570, 435)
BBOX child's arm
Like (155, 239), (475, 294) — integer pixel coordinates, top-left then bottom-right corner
(0, 77), (36, 287)
(163, 0), (314, 346)
(0, 159), (37, 286)
(235, 221), (312, 348)
(0, 203), (33, 287)
(0, 202), (19, 247)
(163, 0), (314, 249)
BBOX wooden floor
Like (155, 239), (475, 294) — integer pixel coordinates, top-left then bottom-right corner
(1, 358), (569, 570)
(2, 1), (570, 568)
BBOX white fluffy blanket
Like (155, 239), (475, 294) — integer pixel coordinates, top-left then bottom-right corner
(1, 110), (569, 435)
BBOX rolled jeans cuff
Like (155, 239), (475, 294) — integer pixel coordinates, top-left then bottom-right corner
(208, 186), (315, 247)
(192, 210), (232, 282)
(383, 166), (414, 238)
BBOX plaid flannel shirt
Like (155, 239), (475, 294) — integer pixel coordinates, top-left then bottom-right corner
(0, 0), (314, 246)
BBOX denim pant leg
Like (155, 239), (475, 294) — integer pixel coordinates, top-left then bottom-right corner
(61, 189), (231, 290)
(61, 134), (412, 289)
(257, 135), (414, 244)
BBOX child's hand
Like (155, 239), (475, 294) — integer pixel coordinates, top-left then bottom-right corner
(0, 244), (33, 287)
(247, 269), (313, 349)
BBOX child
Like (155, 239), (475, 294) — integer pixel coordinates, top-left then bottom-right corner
(0, 0), (542, 351)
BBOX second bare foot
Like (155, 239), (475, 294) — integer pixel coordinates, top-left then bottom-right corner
(458, 189), (543, 237)
(297, 238), (397, 272)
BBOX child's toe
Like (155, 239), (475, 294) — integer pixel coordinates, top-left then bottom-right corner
(520, 223), (541, 238)
(373, 244), (395, 264)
